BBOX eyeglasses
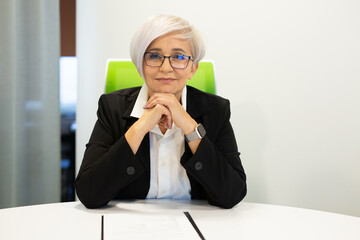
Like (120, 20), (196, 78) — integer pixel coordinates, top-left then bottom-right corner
(144, 52), (193, 69)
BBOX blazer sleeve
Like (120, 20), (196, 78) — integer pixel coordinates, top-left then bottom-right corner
(74, 94), (147, 209)
(181, 99), (247, 209)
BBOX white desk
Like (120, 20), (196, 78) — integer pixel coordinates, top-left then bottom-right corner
(1, 200), (359, 239)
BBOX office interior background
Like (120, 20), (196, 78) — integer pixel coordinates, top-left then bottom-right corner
(0, 0), (359, 217)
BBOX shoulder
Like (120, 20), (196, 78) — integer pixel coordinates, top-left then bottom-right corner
(97, 87), (141, 113)
(103, 87), (141, 98)
(187, 86), (230, 109)
(99, 87), (140, 103)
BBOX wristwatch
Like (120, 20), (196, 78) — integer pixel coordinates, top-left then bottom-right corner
(185, 123), (206, 142)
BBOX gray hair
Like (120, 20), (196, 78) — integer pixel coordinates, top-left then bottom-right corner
(130, 14), (206, 79)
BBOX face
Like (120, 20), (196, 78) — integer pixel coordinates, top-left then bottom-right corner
(143, 32), (198, 100)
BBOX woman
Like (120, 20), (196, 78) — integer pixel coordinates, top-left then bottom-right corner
(75, 15), (246, 209)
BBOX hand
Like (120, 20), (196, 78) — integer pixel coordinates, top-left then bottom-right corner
(125, 102), (172, 154)
(144, 93), (197, 134)
(126, 92), (200, 155)
(138, 103), (172, 133)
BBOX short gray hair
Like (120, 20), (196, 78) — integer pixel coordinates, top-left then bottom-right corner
(130, 14), (206, 79)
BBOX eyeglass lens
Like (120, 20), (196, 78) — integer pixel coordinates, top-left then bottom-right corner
(145, 53), (191, 69)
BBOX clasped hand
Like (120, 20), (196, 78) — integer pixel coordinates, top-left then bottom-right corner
(140, 93), (196, 135)
(125, 93), (200, 154)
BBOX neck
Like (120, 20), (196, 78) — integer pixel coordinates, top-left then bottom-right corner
(158, 123), (167, 135)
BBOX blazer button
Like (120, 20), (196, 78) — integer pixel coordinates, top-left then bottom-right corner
(194, 161), (203, 171)
(126, 166), (135, 175)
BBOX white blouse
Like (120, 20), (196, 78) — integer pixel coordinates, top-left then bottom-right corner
(130, 84), (191, 199)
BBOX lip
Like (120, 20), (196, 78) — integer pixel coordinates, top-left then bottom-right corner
(156, 78), (176, 82)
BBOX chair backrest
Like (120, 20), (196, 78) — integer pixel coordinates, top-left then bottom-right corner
(105, 59), (216, 94)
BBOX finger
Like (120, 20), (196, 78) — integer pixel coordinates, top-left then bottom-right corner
(167, 116), (172, 129)
(144, 93), (175, 109)
(144, 97), (167, 109)
(159, 105), (172, 129)
(144, 95), (161, 108)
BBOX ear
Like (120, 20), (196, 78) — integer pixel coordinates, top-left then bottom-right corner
(188, 63), (199, 80)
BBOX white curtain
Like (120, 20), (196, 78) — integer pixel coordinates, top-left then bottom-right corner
(0, 0), (60, 208)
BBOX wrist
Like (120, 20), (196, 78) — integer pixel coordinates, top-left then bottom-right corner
(126, 121), (146, 142)
(182, 120), (198, 135)
(185, 123), (206, 142)
(132, 120), (149, 137)
(125, 122), (147, 154)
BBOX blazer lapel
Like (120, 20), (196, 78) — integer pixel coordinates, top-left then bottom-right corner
(183, 87), (210, 157)
(186, 87), (210, 120)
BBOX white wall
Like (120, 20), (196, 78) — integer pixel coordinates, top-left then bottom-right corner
(77, 0), (360, 216)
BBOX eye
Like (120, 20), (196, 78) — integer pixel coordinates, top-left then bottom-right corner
(148, 53), (162, 60)
(172, 54), (187, 61)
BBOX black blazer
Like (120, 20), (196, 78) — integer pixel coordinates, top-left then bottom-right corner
(75, 86), (246, 209)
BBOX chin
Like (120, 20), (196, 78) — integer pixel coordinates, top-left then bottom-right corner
(155, 85), (176, 93)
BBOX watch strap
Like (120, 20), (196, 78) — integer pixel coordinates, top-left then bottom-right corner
(185, 123), (206, 142)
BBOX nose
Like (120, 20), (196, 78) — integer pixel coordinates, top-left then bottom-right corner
(159, 57), (173, 72)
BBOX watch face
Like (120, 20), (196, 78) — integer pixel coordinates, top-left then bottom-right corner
(197, 124), (206, 137)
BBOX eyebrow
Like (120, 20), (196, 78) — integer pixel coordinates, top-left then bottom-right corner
(147, 48), (162, 52)
(147, 48), (187, 54)
(172, 48), (186, 53)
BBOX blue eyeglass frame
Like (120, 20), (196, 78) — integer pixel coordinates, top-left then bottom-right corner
(144, 52), (194, 69)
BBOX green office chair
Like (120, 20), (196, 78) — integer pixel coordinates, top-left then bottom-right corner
(105, 59), (216, 94)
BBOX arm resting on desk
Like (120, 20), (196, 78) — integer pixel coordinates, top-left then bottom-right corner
(181, 100), (247, 209)
(75, 92), (151, 208)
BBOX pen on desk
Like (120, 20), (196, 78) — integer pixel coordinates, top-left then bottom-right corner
(101, 215), (104, 240)
(183, 211), (205, 240)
